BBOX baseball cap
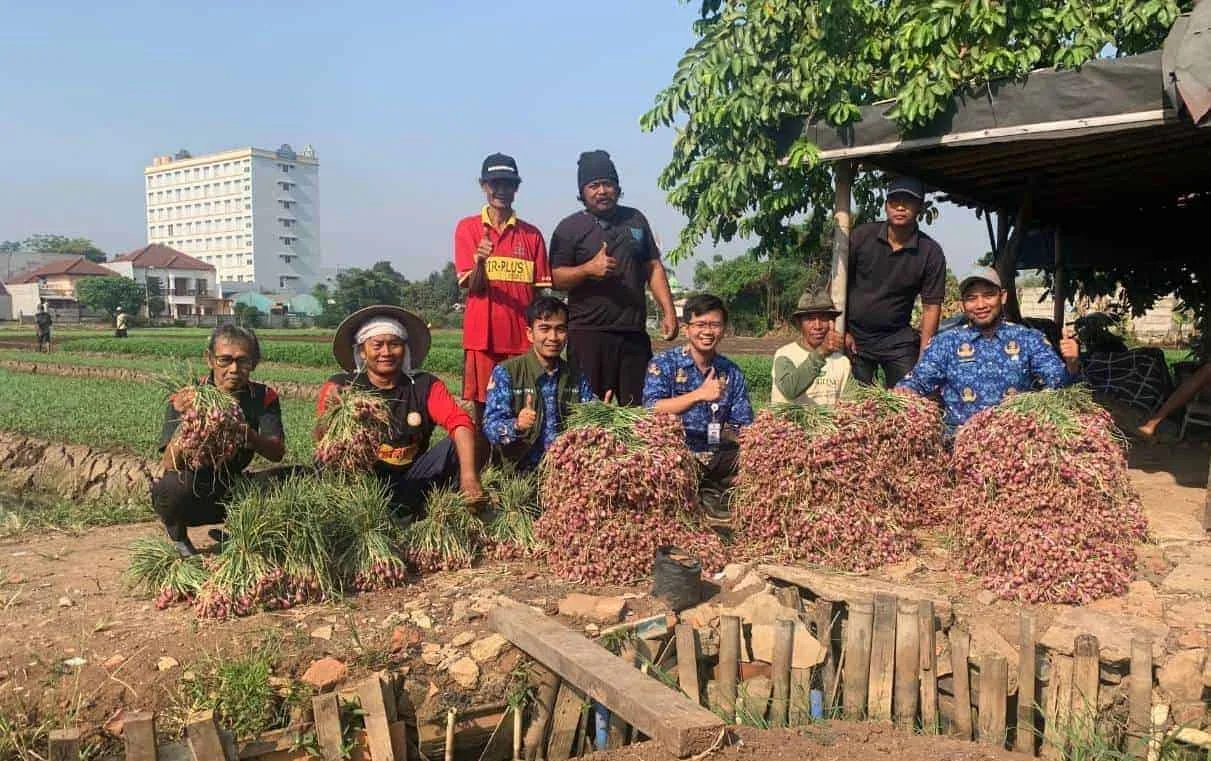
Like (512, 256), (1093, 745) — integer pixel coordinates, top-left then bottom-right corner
(480, 153), (521, 183)
(959, 267), (1003, 294)
(887, 176), (925, 200)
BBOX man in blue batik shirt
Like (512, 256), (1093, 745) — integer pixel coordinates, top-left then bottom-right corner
(483, 296), (596, 471)
(643, 293), (755, 519)
(897, 268), (1081, 428)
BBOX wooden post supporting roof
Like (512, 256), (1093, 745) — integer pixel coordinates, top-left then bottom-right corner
(1053, 226), (1066, 329)
(830, 161), (855, 332)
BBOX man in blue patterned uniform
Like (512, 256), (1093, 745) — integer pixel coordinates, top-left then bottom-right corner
(643, 293), (755, 519)
(482, 296), (596, 471)
(897, 268), (1081, 428)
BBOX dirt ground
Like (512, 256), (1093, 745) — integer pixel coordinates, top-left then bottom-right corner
(587, 723), (1019, 761)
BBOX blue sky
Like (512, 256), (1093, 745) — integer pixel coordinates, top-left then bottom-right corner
(0, 0), (988, 285)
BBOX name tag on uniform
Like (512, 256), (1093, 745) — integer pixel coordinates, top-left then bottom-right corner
(707, 423), (721, 446)
(485, 256), (534, 283)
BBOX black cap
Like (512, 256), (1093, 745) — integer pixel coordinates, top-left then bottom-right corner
(577, 150), (619, 190)
(887, 176), (925, 200)
(480, 153), (521, 183)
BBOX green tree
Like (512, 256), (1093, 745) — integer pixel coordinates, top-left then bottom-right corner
(145, 276), (166, 318)
(233, 303), (263, 328)
(23, 234), (107, 262)
(328, 261), (409, 316)
(75, 276), (145, 317)
(402, 262), (460, 319)
(641, 0), (1187, 264)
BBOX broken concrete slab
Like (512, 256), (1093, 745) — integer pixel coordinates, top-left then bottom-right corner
(1162, 563), (1211, 594)
(1040, 608), (1168, 664)
(1157, 648), (1207, 703)
(748, 620), (824, 670)
(557, 593), (628, 624)
(1165, 598), (1211, 628)
(757, 564), (952, 621)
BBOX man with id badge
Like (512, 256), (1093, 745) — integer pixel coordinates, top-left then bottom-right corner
(897, 268), (1081, 429)
(642, 294), (755, 520)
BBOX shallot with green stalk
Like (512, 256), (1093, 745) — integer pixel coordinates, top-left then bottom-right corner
(315, 387), (391, 472)
(157, 364), (246, 471)
(124, 536), (208, 609)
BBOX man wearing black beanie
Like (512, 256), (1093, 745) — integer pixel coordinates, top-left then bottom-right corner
(549, 150), (679, 406)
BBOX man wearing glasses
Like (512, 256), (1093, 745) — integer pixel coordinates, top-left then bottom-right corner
(844, 176), (947, 388)
(550, 150), (679, 405)
(455, 153), (552, 422)
(643, 294), (754, 520)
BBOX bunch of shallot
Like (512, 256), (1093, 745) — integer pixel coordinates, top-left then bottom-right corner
(315, 388), (391, 472)
(167, 384), (246, 470)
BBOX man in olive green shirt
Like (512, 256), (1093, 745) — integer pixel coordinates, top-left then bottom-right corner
(771, 290), (852, 407)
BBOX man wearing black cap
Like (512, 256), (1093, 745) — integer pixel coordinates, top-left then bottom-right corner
(454, 153), (551, 421)
(897, 268), (1080, 428)
(549, 150), (678, 405)
(845, 176), (947, 388)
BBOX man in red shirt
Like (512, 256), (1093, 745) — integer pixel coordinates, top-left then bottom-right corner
(454, 153), (551, 421)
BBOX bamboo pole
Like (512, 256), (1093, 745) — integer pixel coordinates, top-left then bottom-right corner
(843, 599), (874, 718)
(978, 655), (1009, 748)
(514, 707), (523, 761)
(719, 615), (741, 721)
(831, 161), (855, 332)
(1129, 637), (1154, 760)
(1015, 613), (1038, 755)
(917, 601), (938, 734)
(1071, 635), (1101, 748)
(868, 593), (898, 722)
(524, 669), (560, 761)
(445, 709), (456, 761)
(771, 618), (795, 728)
(949, 626), (973, 741)
(894, 599), (920, 728)
(1053, 225), (1066, 329)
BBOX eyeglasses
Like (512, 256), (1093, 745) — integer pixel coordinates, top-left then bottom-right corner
(213, 355), (255, 370)
(688, 321), (725, 330)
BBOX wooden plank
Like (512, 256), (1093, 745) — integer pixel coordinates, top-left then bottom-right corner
(1042, 654), (1074, 760)
(789, 668), (812, 726)
(718, 615), (741, 721)
(186, 711), (231, 761)
(524, 668), (560, 761)
(815, 600), (837, 702)
(894, 599), (920, 728)
(949, 626), (973, 741)
(978, 654), (1008, 748)
(1147, 704), (1169, 761)
(48, 729), (81, 761)
(867, 593), (897, 722)
(917, 601), (938, 735)
(608, 644), (640, 748)
(842, 599), (873, 718)
(1071, 634), (1100, 748)
(675, 624), (702, 706)
(313, 693), (344, 761)
(121, 712), (157, 761)
(770, 618), (795, 728)
(1015, 613), (1038, 755)
(546, 682), (586, 761)
(775, 585), (802, 613)
(759, 565), (952, 619)
(359, 674), (401, 761)
(490, 603), (724, 758)
(1129, 637), (1153, 760)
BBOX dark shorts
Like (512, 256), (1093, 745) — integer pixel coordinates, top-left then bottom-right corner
(851, 344), (918, 389)
(377, 437), (461, 518)
(567, 329), (652, 406)
(151, 465), (306, 542)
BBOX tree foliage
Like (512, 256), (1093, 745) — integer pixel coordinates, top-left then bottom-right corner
(641, 0), (1187, 263)
(75, 276), (145, 317)
(145, 276), (166, 317)
(21, 234), (107, 262)
(312, 261), (464, 329)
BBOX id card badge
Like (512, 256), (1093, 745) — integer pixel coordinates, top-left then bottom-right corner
(707, 422), (722, 446)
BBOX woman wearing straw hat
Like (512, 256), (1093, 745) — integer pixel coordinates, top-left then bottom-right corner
(315, 305), (484, 515)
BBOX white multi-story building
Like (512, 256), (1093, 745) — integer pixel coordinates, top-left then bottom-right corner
(144, 144), (320, 294)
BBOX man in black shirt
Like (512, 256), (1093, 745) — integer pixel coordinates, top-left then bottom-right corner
(844, 176), (947, 388)
(549, 150), (678, 405)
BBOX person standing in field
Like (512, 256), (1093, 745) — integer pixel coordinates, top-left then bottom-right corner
(845, 176), (947, 388)
(115, 306), (129, 338)
(152, 325), (286, 557)
(771, 290), (852, 408)
(897, 269), (1081, 429)
(481, 296), (597, 471)
(550, 150), (679, 406)
(455, 153), (551, 423)
(34, 303), (52, 352)
(643, 294), (754, 519)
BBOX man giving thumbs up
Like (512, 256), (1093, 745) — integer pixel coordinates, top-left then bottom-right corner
(482, 296), (596, 471)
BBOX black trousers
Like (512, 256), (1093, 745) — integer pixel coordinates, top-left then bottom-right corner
(851, 344), (918, 388)
(567, 329), (652, 406)
(378, 438), (461, 518)
(700, 445), (739, 492)
(151, 466), (303, 542)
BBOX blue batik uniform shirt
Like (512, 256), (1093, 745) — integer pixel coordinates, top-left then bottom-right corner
(896, 320), (1074, 427)
(482, 362), (596, 470)
(642, 346), (755, 452)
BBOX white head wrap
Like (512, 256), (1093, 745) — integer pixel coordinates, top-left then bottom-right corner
(354, 317), (412, 372)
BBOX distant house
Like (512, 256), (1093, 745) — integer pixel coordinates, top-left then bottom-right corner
(105, 244), (230, 318)
(4, 255), (114, 319)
